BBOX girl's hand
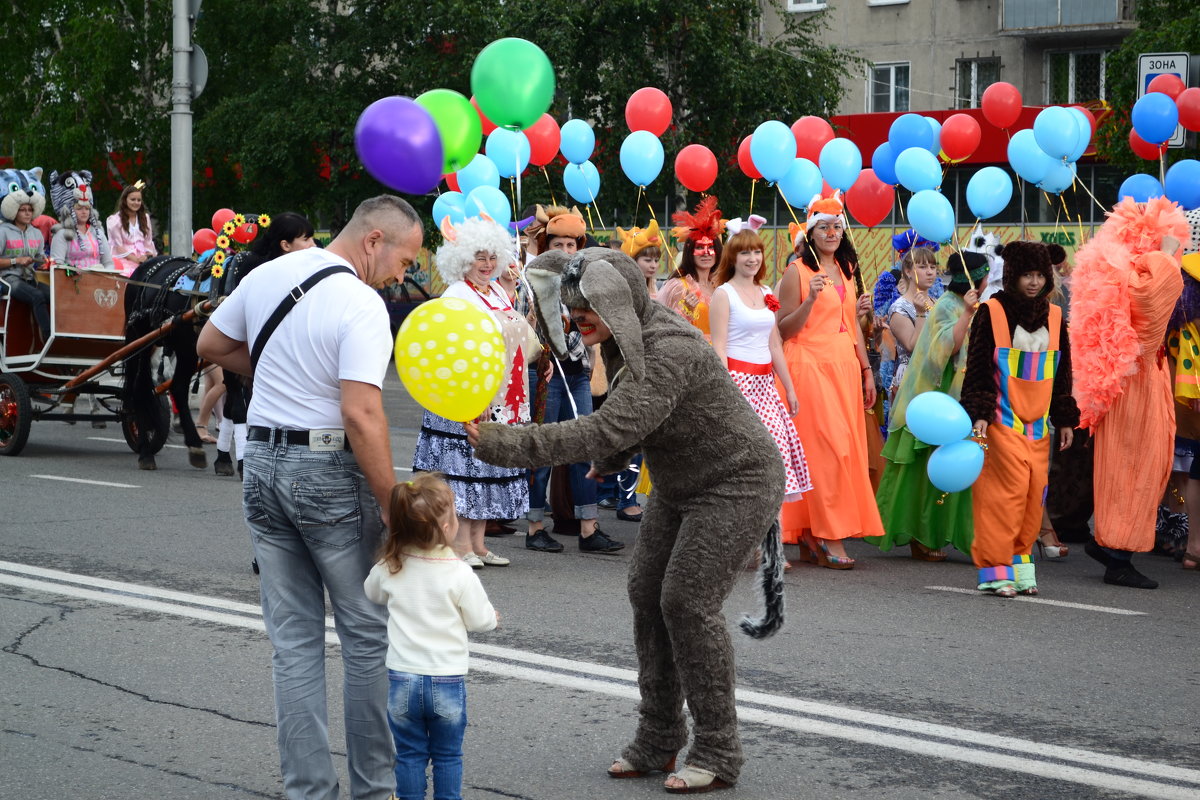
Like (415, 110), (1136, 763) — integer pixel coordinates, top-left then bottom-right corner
(972, 420), (989, 438)
(786, 389), (799, 417)
(963, 289), (980, 310)
(856, 294), (872, 316)
(464, 421), (480, 448)
(1059, 426), (1074, 451)
(862, 370), (876, 410)
(808, 273), (828, 296)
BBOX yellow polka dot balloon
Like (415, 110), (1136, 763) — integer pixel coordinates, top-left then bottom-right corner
(394, 297), (506, 422)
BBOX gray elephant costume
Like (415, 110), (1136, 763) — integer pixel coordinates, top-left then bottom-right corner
(473, 247), (785, 786)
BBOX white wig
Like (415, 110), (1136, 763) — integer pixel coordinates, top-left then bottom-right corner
(434, 217), (516, 284)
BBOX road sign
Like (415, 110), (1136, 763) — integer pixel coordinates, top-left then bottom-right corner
(1138, 52), (1189, 148)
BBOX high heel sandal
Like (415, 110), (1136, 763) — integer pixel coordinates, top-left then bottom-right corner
(1036, 529), (1068, 559)
(802, 534), (855, 570)
(910, 541), (948, 562)
(1183, 552), (1200, 571)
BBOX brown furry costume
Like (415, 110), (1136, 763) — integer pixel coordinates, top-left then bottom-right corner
(473, 247), (785, 785)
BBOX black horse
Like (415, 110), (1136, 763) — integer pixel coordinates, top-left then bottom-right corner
(122, 255), (208, 470)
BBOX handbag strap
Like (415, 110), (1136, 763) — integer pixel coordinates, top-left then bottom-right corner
(250, 265), (355, 373)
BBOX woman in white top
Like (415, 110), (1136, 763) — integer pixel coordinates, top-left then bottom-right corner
(885, 246), (939, 403)
(106, 183), (157, 276)
(710, 227), (811, 502)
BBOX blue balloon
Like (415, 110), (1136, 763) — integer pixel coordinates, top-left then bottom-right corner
(1165, 159), (1200, 210)
(1007, 129), (1057, 185)
(907, 190), (955, 245)
(750, 120), (796, 183)
(560, 119), (595, 165)
(907, 391), (972, 446)
(894, 146), (941, 192)
(456, 154), (500, 196)
(1040, 160), (1076, 195)
(927, 440), (985, 493)
(619, 130), (665, 187)
(926, 118), (942, 155)
(1033, 106), (1079, 161)
(1066, 107), (1093, 162)
(872, 142), (899, 186)
(465, 186), (512, 227)
(432, 191), (467, 226)
(889, 113), (934, 154)
(1132, 92), (1180, 146)
(818, 138), (862, 192)
(485, 128), (531, 178)
(966, 167), (1014, 220)
(564, 160), (600, 204)
(1117, 173), (1165, 204)
(778, 158), (823, 208)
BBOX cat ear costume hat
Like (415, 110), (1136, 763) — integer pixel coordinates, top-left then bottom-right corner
(616, 219), (661, 259)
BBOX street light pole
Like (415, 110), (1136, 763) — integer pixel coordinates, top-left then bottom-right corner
(170, 0), (193, 257)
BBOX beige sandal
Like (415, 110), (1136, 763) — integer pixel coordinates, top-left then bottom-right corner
(608, 754), (676, 779)
(664, 764), (732, 794)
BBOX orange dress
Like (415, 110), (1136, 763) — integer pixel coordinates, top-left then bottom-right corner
(780, 266), (885, 543)
(1092, 251), (1182, 552)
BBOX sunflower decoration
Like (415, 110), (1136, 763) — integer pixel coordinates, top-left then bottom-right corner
(215, 234), (231, 249)
(213, 250), (226, 265)
(232, 213), (246, 226)
(256, 213), (271, 229)
(211, 262), (225, 278)
(222, 221), (236, 235)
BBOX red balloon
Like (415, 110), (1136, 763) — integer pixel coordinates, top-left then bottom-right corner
(625, 87), (672, 136)
(1178, 87), (1200, 132)
(1129, 128), (1162, 160)
(674, 144), (718, 193)
(1068, 105), (1097, 138)
(791, 116), (835, 163)
(444, 172), (460, 192)
(232, 223), (257, 244)
(1147, 74), (1186, 100)
(737, 135), (762, 180)
(525, 114), (561, 167)
(211, 208), (235, 232)
(845, 169), (894, 228)
(940, 113), (982, 161)
(981, 82), (1022, 129)
(192, 228), (217, 254)
(470, 96), (498, 136)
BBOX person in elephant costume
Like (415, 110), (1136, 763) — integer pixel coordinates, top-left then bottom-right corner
(466, 246), (786, 793)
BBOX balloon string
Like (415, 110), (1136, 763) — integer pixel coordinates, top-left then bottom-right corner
(645, 202), (675, 264)
(514, 154), (523, 221)
(1061, 194), (1083, 250)
(584, 204), (596, 234)
(776, 185), (802, 226)
(749, 179), (757, 215)
(508, 177), (519, 227)
(634, 186), (644, 228)
(953, 218), (979, 292)
(1160, 146), (1167, 185)
(542, 167), (558, 206)
(590, 200), (608, 232)
(1073, 173), (1107, 215)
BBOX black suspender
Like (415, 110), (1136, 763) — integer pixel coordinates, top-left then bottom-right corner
(249, 265), (355, 373)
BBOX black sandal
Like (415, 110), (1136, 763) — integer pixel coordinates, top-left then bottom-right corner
(616, 508), (643, 522)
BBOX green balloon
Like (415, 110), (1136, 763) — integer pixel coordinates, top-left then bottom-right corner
(415, 89), (481, 174)
(470, 38), (555, 131)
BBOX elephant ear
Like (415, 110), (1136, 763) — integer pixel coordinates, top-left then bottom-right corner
(525, 249), (571, 358)
(577, 258), (645, 382)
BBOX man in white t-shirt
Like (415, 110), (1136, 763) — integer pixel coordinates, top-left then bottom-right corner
(198, 195), (422, 800)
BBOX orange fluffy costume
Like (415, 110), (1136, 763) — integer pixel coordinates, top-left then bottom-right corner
(1071, 197), (1189, 554)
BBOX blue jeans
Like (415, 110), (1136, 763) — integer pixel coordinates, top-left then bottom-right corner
(527, 370), (597, 521)
(243, 441), (393, 800)
(597, 453), (642, 510)
(387, 671), (467, 800)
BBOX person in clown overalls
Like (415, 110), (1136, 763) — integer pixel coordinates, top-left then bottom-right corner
(960, 241), (1079, 598)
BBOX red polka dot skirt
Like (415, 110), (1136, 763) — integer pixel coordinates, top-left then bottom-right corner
(729, 360), (812, 501)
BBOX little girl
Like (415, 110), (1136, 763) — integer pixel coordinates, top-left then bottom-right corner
(364, 474), (499, 800)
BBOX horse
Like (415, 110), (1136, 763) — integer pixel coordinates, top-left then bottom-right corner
(122, 255), (208, 470)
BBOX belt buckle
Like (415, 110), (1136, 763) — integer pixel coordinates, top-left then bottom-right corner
(308, 429), (344, 451)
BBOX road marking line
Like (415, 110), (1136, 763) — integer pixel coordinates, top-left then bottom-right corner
(28, 475), (140, 489)
(925, 585), (1148, 616)
(0, 563), (1194, 798)
(88, 436), (186, 450)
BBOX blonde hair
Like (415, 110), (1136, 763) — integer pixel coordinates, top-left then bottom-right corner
(378, 473), (455, 573)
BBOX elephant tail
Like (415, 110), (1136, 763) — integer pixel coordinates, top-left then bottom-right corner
(739, 521), (785, 639)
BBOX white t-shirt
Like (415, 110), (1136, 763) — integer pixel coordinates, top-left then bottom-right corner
(209, 247), (392, 429)
(363, 545), (498, 675)
(717, 283), (775, 364)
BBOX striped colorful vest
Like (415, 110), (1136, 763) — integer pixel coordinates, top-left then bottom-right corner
(987, 299), (1060, 441)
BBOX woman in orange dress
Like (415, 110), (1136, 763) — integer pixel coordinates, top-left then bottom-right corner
(775, 193), (884, 568)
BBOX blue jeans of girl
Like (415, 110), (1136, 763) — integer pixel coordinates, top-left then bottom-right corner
(387, 671), (467, 800)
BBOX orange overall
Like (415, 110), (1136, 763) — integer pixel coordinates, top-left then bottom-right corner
(971, 300), (1062, 589)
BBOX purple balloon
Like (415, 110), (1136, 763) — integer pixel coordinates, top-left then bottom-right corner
(355, 96), (444, 195)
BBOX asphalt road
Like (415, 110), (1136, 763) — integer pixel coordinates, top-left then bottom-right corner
(1, 367), (1198, 800)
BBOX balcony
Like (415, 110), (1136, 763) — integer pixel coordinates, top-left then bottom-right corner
(1001, 0), (1137, 38)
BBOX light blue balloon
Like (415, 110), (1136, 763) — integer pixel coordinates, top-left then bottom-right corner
(485, 128), (531, 178)
(559, 119), (595, 165)
(872, 142), (898, 186)
(926, 117), (942, 155)
(907, 390), (972, 446)
(750, 120), (796, 183)
(778, 158), (823, 208)
(927, 440), (985, 493)
(965, 167), (1013, 220)
(1033, 106), (1079, 161)
(465, 186), (511, 227)
(818, 138), (862, 192)
(1117, 173), (1165, 204)
(1040, 160), (1077, 195)
(432, 191), (467, 226)
(564, 160), (600, 204)
(894, 146), (941, 193)
(907, 190), (955, 245)
(1066, 107), (1093, 162)
(889, 113), (934, 154)
(1165, 159), (1200, 210)
(619, 130), (665, 187)
(456, 153), (500, 196)
(1007, 129), (1057, 185)
(1132, 92), (1179, 146)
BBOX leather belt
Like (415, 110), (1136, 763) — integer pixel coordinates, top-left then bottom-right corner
(246, 426), (352, 451)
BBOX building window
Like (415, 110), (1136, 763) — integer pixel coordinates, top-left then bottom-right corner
(870, 62), (910, 113)
(956, 58), (1000, 109)
(786, 0), (827, 11)
(867, 0), (910, 5)
(1047, 50), (1109, 104)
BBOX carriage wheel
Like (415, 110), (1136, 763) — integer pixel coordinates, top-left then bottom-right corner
(0, 373), (32, 456)
(121, 393), (170, 455)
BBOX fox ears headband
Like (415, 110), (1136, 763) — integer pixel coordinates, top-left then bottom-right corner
(617, 219), (660, 258)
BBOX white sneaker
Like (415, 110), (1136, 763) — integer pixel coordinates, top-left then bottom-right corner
(479, 551), (510, 567)
(463, 552), (484, 569)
